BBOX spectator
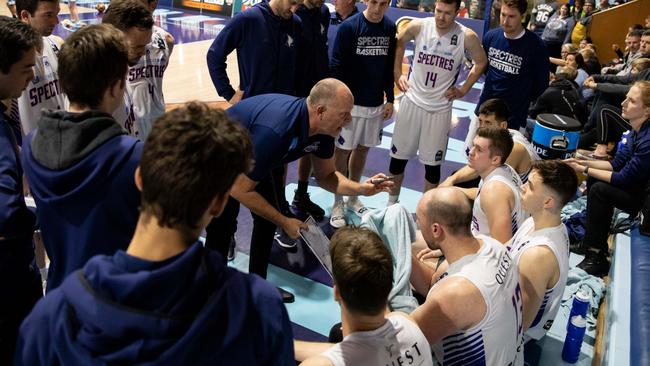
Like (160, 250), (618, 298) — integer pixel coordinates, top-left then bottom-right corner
(567, 81), (650, 276)
(570, 0), (594, 45)
(602, 30), (643, 76)
(566, 51), (594, 100)
(542, 3), (575, 63)
(549, 42), (578, 68)
(530, 66), (584, 122)
(528, 0), (558, 38)
(571, 0), (584, 20)
(580, 47), (601, 75)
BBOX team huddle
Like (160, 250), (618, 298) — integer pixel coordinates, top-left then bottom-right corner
(2, 0), (622, 363)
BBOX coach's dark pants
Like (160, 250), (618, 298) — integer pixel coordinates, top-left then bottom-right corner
(583, 180), (643, 254)
(205, 166), (285, 278)
(0, 239), (42, 365)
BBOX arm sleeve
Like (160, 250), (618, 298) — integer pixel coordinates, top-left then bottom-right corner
(384, 25), (397, 104)
(1, 135), (35, 239)
(595, 82), (631, 96)
(611, 138), (650, 187)
(593, 72), (637, 85)
(330, 23), (350, 82)
(529, 90), (549, 119)
(206, 15), (244, 101)
(563, 19), (576, 45)
(246, 125), (287, 182)
(531, 41), (550, 102)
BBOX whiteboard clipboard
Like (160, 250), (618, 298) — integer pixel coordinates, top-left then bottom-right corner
(299, 216), (333, 278)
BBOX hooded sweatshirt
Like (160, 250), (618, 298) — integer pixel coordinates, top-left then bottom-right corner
(22, 110), (142, 291)
(529, 78), (584, 122)
(16, 242), (295, 366)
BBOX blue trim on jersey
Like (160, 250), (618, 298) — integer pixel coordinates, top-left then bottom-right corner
(530, 289), (552, 328)
(442, 330), (487, 366)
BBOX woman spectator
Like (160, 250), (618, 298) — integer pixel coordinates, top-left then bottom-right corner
(542, 4), (576, 64)
(550, 43), (578, 68)
(566, 52), (594, 100)
(580, 47), (601, 75)
(572, 0), (584, 20)
(566, 81), (650, 276)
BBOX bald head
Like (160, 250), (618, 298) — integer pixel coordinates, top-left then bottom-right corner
(307, 78), (353, 107)
(418, 188), (473, 237)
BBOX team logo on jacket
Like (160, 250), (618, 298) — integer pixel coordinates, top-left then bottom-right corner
(303, 141), (320, 153)
(320, 24), (325, 35)
(286, 35), (294, 48)
(451, 34), (458, 45)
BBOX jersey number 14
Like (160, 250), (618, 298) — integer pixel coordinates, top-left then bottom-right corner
(425, 71), (438, 88)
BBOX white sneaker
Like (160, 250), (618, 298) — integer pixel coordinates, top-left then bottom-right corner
(330, 200), (347, 228)
(347, 197), (369, 218)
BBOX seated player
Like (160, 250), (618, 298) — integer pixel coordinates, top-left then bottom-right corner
(410, 187), (523, 365)
(21, 24), (143, 291)
(16, 102), (295, 365)
(463, 127), (528, 243)
(441, 98), (540, 187)
(295, 227), (432, 366)
(510, 160), (577, 347)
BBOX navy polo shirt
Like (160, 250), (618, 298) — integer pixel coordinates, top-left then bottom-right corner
(226, 94), (335, 181)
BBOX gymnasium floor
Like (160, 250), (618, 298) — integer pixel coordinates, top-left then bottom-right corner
(7, 3), (629, 363)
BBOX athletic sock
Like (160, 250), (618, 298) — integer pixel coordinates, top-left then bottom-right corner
(297, 180), (309, 195)
(387, 194), (399, 206)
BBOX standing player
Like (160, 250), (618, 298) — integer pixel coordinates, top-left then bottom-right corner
(0, 17), (42, 365)
(510, 160), (577, 347)
(329, 0), (396, 228)
(206, 0), (302, 104)
(473, 0), (548, 133)
(128, 0), (174, 138)
(466, 127), (527, 244)
(388, 0), (487, 205)
(102, 0), (153, 137)
(6, 0), (17, 17)
(16, 0), (68, 134)
(291, 0), (330, 220)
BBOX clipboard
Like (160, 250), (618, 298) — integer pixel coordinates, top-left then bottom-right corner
(299, 216), (333, 278)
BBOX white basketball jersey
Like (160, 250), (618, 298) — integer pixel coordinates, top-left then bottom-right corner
(18, 36), (68, 134)
(405, 18), (466, 112)
(112, 88), (137, 137)
(509, 129), (540, 183)
(472, 164), (528, 238)
(430, 235), (523, 366)
(128, 25), (173, 139)
(321, 314), (432, 366)
(509, 217), (569, 340)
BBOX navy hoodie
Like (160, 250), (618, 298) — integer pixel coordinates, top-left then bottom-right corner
(22, 110), (143, 291)
(207, 1), (302, 100)
(294, 3), (330, 97)
(16, 242), (294, 365)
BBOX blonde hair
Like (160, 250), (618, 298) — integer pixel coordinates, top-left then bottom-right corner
(632, 58), (650, 73)
(632, 80), (650, 109)
(557, 66), (578, 80)
(579, 47), (597, 61)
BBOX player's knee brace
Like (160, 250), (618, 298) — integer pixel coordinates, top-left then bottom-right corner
(424, 164), (441, 185)
(389, 157), (408, 175)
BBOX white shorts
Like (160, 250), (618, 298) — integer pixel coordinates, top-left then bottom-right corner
(7, 0), (15, 5)
(390, 96), (452, 166)
(336, 104), (384, 150)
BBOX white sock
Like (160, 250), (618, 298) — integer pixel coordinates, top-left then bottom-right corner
(387, 194), (399, 206)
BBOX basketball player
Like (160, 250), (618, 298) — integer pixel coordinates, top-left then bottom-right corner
(6, 0), (17, 17)
(510, 160), (577, 347)
(292, 0), (330, 220)
(0, 17), (42, 364)
(128, 0), (174, 138)
(295, 227), (432, 366)
(329, 0), (396, 228)
(465, 127), (527, 243)
(473, 0), (548, 132)
(206, 0), (302, 103)
(16, 0), (68, 134)
(22, 24), (143, 291)
(102, 0), (153, 138)
(441, 98), (540, 187)
(387, 0), (487, 205)
(410, 187), (523, 365)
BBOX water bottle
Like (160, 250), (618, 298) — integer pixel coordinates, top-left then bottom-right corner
(562, 315), (587, 363)
(568, 287), (591, 323)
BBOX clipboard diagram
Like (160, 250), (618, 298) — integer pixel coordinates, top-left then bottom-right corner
(299, 216), (333, 278)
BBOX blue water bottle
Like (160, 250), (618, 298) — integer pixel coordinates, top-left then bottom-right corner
(568, 287), (591, 324)
(562, 315), (587, 363)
